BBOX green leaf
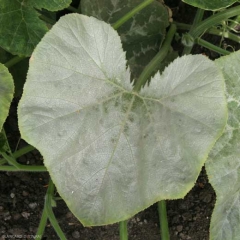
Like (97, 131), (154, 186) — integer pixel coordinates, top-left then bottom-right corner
(0, 0), (71, 56)
(205, 51), (240, 240)
(81, 0), (169, 80)
(182, 0), (238, 10)
(10, 58), (29, 97)
(0, 63), (14, 132)
(18, 14), (227, 226)
(29, 0), (72, 11)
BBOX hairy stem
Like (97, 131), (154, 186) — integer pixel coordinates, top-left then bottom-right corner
(196, 38), (230, 55)
(175, 22), (240, 43)
(191, 5), (240, 39)
(182, 8), (205, 55)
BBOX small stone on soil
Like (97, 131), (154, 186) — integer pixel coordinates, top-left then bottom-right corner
(177, 225), (183, 232)
(21, 212), (30, 219)
(72, 230), (80, 239)
(22, 191), (29, 197)
(28, 202), (37, 210)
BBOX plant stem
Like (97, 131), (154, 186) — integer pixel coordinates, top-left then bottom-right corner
(229, 15), (240, 30)
(35, 204), (48, 240)
(4, 56), (26, 68)
(190, 5), (240, 39)
(0, 164), (47, 172)
(45, 179), (67, 240)
(196, 38), (231, 55)
(12, 145), (35, 158)
(1, 152), (21, 169)
(67, 6), (80, 13)
(133, 24), (176, 92)
(40, 15), (56, 25)
(182, 8), (205, 55)
(0, 159), (7, 165)
(112, 0), (154, 30)
(1, 129), (12, 154)
(175, 22), (240, 43)
(192, 9), (205, 28)
(119, 220), (128, 240)
(158, 200), (170, 240)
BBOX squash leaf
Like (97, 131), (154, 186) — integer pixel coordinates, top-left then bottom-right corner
(0, 63), (14, 132)
(81, 0), (170, 80)
(18, 14), (227, 226)
(206, 50), (240, 240)
(0, 0), (71, 56)
(182, 0), (238, 10)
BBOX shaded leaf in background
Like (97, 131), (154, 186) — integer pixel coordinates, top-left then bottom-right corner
(183, 0), (238, 10)
(81, 0), (170, 80)
(10, 58), (29, 97)
(0, 48), (29, 97)
(0, 63), (14, 132)
(0, 0), (71, 56)
(206, 50), (240, 240)
(0, 47), (12, 64)
(18, 14), (227, 226)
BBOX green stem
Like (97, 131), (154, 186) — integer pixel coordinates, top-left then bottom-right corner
(67, 6), (80, 13)
(158, 200), (170, 240)
(0, 158), (7, 165)
(175, 22), (240, 43)
(196, 38), (231, 55)
(191, 9), (205, 28)
(112, 0), (154, 30)
(191, 5), (240, 39)
(119, 220), (128, 240)
(0, 164), (47, 172)
(183, 8), (205, 55)
(133, 24), (176, 92)
(45, 179), (67, 240)
(229, 15), (240, 30)
(12, 145), (35, 159)
(36, 204), (48, 240)
(1, 129), (12, 154)
(4, 56), (26, 68)
(40, 15), (56, 25)
(54, 197), (63, 201)
(1, 152), (21, 169)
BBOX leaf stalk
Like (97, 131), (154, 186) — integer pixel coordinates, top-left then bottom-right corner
(119, 220), (128, 240)
(158, 200), (170, 240)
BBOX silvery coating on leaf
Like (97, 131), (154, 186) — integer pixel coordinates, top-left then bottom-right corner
(0, 63), (14, 131)
(206, 51), (240, 240)
(18, 14), (227, 226)
(183, 0), (238, 10)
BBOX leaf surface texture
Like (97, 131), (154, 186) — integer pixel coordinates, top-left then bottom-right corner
(18, 14), (227, 226)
